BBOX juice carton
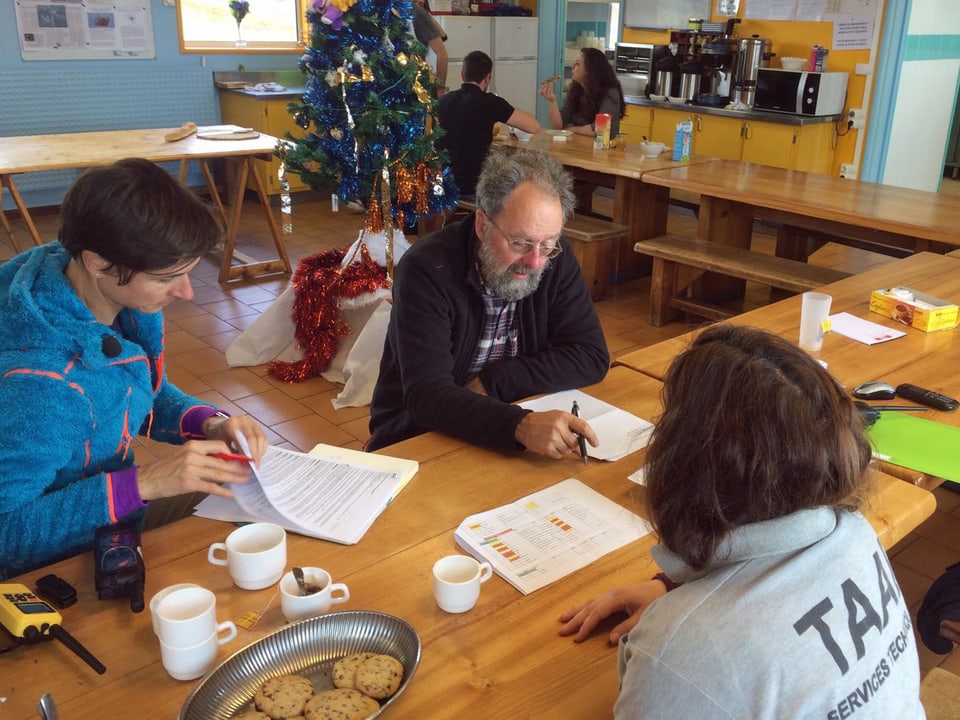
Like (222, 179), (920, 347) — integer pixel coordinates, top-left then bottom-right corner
(594, 113), (611, 150)
(672, 120), (692, 161)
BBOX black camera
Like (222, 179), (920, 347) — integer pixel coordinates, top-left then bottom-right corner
(93, 522), (145, 612)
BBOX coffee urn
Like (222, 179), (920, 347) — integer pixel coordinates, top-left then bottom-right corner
(732, 35), (773, 107)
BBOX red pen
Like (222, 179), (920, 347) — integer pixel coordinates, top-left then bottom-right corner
(209, 452), (254, 463)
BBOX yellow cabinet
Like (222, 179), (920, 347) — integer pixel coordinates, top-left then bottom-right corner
(792, 121), (837, 174)
(690, 113), (745, 161)
(650, 107), (692, 148)
(741, 121), (797, 169)
(620, 105), (653, 145)
(646, 104), (836, 173)
(218, 92), (310, 195)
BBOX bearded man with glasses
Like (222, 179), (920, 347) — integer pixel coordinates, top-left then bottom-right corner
(368, 148), (609, 456)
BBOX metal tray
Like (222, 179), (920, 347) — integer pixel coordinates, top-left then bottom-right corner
(179, 610), (421, 719)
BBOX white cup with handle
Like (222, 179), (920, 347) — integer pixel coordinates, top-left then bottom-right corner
(149, 582), (200, 636)
(207, 522), (287, 590)
(159, 630), (224, 681)
(155, 586), (236, 649)
(432, 554), (492, 614)
(279, 567), (350, 623)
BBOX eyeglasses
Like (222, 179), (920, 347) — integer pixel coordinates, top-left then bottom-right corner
(483, 212), (563, 259)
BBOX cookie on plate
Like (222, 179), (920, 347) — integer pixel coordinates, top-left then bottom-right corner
(354, 654), (404, 700)
(254, 674), (315, 720)
(303, 688), (379, 720)
(236, 712), (271, 720)
(332, 652), (376, 690)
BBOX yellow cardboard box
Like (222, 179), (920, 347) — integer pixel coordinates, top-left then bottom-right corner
(869, 286), (958, 332)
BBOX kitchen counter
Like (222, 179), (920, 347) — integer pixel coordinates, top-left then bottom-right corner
(624, 95), (842, 126)
(213, 70), (307, 99)
(220, 86), (306, 99)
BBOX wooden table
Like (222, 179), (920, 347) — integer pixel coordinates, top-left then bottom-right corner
(0, 128), (292, 283)
(641, 159), (960, 260)
(0, 366), (935, 719)
(497, 134), (713, 280)
(616, 251), (960, 486)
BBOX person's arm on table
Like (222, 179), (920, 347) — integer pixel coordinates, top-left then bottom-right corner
(506, 107), (541, 135)
(558, 577), (671, 645)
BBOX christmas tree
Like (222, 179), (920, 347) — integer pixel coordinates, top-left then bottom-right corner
(268, 0), (458, 384)
(284, 0), (458, 232)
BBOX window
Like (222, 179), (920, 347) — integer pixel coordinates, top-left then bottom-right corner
(177, 0), (306, 53)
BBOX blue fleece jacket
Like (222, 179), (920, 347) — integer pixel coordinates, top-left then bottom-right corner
(0, 243), (213, 579)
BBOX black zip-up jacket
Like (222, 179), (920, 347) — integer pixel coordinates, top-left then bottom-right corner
(368, 213), (609, 452)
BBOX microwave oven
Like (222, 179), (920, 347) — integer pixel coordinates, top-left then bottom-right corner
(754, 69), (848, 116)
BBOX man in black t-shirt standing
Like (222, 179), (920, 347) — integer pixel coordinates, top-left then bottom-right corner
(437, 50), (541, 198)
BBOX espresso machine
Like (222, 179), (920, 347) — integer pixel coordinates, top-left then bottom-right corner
(696, 39), (738, 106)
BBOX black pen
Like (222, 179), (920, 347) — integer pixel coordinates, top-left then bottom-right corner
(571, 401), (588, 466)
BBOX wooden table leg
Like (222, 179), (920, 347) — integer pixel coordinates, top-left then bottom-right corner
(218, 156), (292, 284)
(1, 175), (43, 247)
(0, 181), (23, 253)
(612, 178), (669, 282)
(693, 195), (753, 303)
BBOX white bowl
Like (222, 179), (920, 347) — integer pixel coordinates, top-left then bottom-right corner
(512, 128), (533, 142)
(780, 57), (808, 71)
(640, 141), (666, 157)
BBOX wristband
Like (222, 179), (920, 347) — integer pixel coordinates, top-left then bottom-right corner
(652, 572), (680, 592)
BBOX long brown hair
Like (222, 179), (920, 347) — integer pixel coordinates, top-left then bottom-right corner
(644, 325), (872, 570)
(562, 47), (626, 121)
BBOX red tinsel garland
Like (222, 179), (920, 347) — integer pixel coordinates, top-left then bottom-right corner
(268, 242), (389, 383)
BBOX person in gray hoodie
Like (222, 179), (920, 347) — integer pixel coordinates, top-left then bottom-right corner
(558, 325), (924, 719)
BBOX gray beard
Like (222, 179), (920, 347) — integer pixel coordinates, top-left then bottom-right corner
(476, 236), (549, 302)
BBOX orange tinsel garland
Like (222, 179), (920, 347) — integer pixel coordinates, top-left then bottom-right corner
(268, 242), (389, 383)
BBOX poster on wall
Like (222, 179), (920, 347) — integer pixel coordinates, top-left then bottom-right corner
(15, 0), (156, 60)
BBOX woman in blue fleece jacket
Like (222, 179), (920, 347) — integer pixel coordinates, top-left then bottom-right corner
(0, 159), (267, 580)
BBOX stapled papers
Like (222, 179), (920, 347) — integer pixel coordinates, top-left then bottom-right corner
(193, 444), (418, 544)
(454, 478), (652, 595)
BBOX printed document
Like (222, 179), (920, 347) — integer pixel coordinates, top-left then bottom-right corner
(520, 389), (654, 460)
(455, 478), (652, 595)
(194, 444), (417, 544)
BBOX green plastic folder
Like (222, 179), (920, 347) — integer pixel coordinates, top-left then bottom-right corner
(866, 412), (960, 484)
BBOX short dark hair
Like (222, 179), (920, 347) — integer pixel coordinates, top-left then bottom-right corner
(58, 158), (222, 285)
(475, 148), (575, 223)
(463, 50), (492, 83)
(645, 325), (872, 570)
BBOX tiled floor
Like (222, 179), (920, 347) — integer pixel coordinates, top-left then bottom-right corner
(3, 185), (958, 677)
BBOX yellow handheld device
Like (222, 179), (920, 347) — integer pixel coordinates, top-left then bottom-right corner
(0, 583), (62, 640)
(0, 582), (106, 674)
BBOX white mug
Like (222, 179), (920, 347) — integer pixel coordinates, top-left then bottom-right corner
(149, 583), (199, 636)
(159, 630), (226, 681)
(432, 554), (492, 614)
(155, 586), (237, 649)
(207, 522), (287, 590)
(279, 567), (350, 623)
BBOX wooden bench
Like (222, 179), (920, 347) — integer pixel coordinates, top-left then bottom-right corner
(947, 248), (960, 259)
(635, 234), (853, 327)
(449, 199), (629, 301)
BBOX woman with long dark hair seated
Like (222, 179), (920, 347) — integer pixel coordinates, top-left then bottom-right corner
(540, 47), (626, 139)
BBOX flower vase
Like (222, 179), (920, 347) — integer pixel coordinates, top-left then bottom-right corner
(235, 21), (246, 48)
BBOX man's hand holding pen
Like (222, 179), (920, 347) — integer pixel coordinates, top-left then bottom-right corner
(514, 408), (598, 460)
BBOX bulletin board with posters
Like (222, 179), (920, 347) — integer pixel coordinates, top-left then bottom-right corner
(15, 0), (156, 61)
(623, 0), (712, 30)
